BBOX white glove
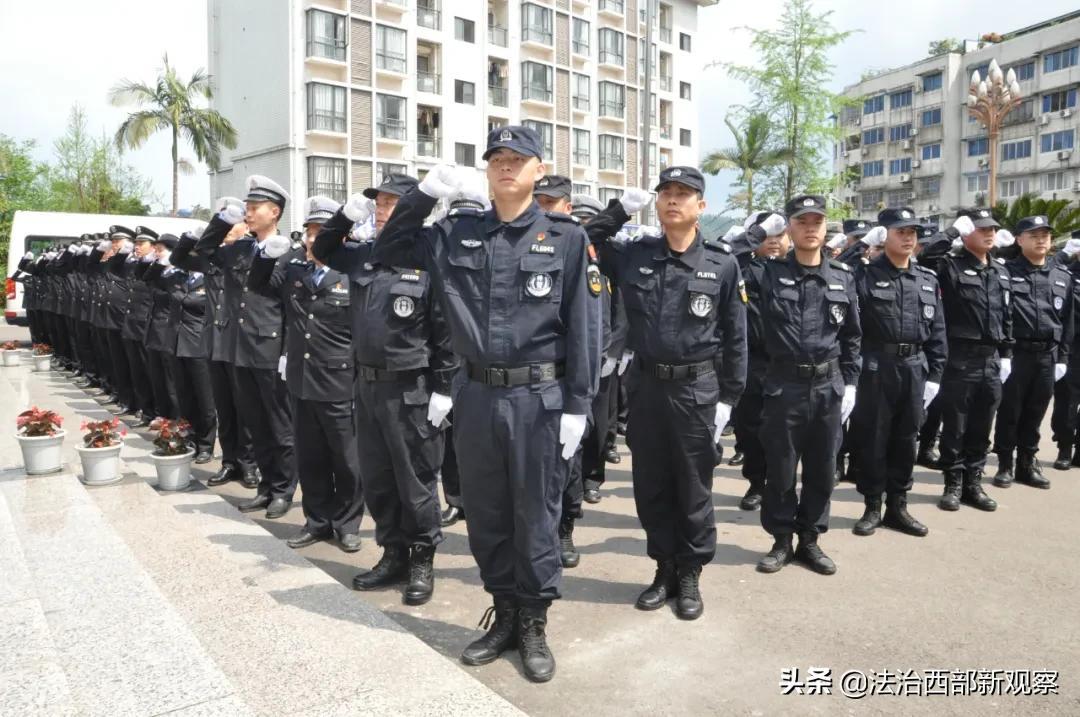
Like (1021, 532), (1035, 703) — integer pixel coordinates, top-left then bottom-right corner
(350, 221), (376, 242)
(742, 213), (758, 231)
(277, 355), (287, 380)
(261, 235), (292, 259)
(722, 226), (740, 243)
(999, 357), (1012, 383)
(712, 402), (732, 444)
(994, 229), (1015, 248)
(118, 240), (134, 254)
(454, 176), (491, 209)
(637, 225), (662, 239)
(559, 413), (588, 461)
(923, 381), (940, 409)
(601, 356), (617, 377)
(79, 244), (92, 255)
(157, 252), (171, 267)
(826, 233), (848, 250)
(1063, 238), (1080, 257)
(140, 253), (155, 263)
(619, 187), (653, 215)
(840, 385), (856, 423)
(217, 196), (245, 225)
(759, 213), (786, 237)
(66, 244), (79, 254)
(1055, 363), (1067, 382)
(863, 226), (887, 248)
(418, 164), (461, 199)
(952, 215), (975, 238)
(343, 194), (375, 223)
(427, 392), (453, 428)
(951, 237), (964, 250)
(618, 350), (634, 376)
(23, 251), (33, 260)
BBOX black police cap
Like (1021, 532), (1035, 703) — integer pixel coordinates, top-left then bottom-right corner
(956, 207), (1000, 229)
(877, 207), (921, 229)
(363, 173), (420, 200)
(784, 194), (827, 219)
(842, 219), (872, 237)
(533, 175), (572, 199)
(653, 166), (705, 194)
(482, 125), (544, 161)
(1015, 215), (1051, 234)
(153, 233), (179, 250)
(134, 226), (159, 242)
(109, 225), (136, 240)
(917, 224), (936, 242)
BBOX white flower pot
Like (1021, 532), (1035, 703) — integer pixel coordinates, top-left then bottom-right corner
(152, 449), (195, 491)
(1, 350), (21, 367)
(16, 431), (66, 475)
(76, 443), (123, 486)
(32, 354), (53, 372)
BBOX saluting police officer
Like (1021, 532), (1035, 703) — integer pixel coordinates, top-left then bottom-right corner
(849, 209), (947, 538)
(141, 234), (184, 422)
(116, 228), (159, 425)
(752, 194), (861, 576)
(101, 228), (136, 412)
(1049, 232), (1080, 469)
(991, 216), (1073, 490)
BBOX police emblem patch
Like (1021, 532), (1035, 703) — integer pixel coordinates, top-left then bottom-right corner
(923, 304), (935, 320)
(587, 264), (603, 296)
(1055, 295), (1064, 311)
(500, 129), (513, 142)
(829, 303), (846, 324)
(526, 272), (553, 297)
(638, 266), (654, 275)
(393, 296), (415, 318)
(689, 293), (713, 317)
(875, 281), (890, 288)
(671, 169), (683, 177)
(461, 239), (482, 249)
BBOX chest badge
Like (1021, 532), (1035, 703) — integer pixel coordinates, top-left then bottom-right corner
(461, 239), (482, 249)
(392, 295), (415, 318)
(294, 281), (303, 288)
(587, 264), (603, 297)
(331, 282), (348, 295)
(829, 303), (846, 325)
(1055, 295), (1064, 311)
(923, 304), (935, 320)
(536, 232), (546, 242)
(875, 281), (890, 288)
(689, 293), (713, 317)
(526, 272), (553, 298)
(638, 266), (654, 276)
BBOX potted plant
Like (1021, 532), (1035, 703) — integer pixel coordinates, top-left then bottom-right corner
(1, 341), (21, 367)
(31, 343), (53, 372)
(15, 407), (65, 475)
(76, 418), (126, 486)
(150, 419), (195, 490)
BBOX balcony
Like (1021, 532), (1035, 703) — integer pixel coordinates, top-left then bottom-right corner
(599, 154), (624, 171)
(522, 83), (553, 104)
(376, 50), (407, 75)
(417, 133), (440, 157)
(307, 110), (346, 134)
(599, 51), (624, 68)
(489, 25), (508, 47)
(573, 95), (590, 112)
(376, 118), (406, 141)
(573, 150), (590, 165)
(660, 27), (672, 44)
(489, 84), (508, 107)
(522, 26), (553, 47)
(417, 71), (441, 94)
(659, 76), (672, 92)
(573, 40), (589, 56)
(659, 125), (672, 140)
(306, 38), (346, 63)
(599, 101), (625, 119)
(599, 0), (624, 16)
(417, 6), (440, 30)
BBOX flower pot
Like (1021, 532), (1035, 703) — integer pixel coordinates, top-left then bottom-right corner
(152, 449), (195, 491)
(15, 431), (66, 475)
(32, 354), (53, 372)
(1, 350), (21, 367)
(76, 443), (123, 486)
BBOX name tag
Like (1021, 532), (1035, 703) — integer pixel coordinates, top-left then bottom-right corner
(1012, 277), (1025, 282)
(1055, 280), (1067, 287)
(921, 285), (934, 292)
(828, 283), (844, 291)
(530, 244), (555, 254)
(964, 269), (978, 276)
(779, 277), (796, 286)
(696, 271), (717, 280)
(400, 273), (420, 282)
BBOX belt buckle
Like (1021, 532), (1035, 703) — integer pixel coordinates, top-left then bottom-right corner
(656, 364), (673, 380)
(486, 367), (508, 387)
(898, 344), (913, 358)
(796, 364), (813, 379)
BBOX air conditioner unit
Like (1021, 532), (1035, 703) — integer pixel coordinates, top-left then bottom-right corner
(900, 173), (912, 183)
(910, 128), (920, 137)
(1062, 109), (1074, 119)
(912, 159), (922, 168)
(1073, 180), (1080, 192)
(1040, 114), (1051, 125)
(1058, 150), (1073, 161)
(902, 139), (912, 150)
(977, 158), (988, 167)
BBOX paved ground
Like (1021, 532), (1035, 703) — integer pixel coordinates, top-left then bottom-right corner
(3, 346), (1080, 715)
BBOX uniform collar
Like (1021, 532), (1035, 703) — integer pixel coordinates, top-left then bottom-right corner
(783, 250), (834, 282)
(482, 201), (543, 234)
(958, 248), (991, 271)
(870, 252), (913, 277)
(653, 231), (703, 269)
(1011, 255), (1050, 275)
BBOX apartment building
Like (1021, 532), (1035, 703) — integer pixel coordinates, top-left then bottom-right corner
(834, 11), (1080, 227)
(207, 0), (718, 227)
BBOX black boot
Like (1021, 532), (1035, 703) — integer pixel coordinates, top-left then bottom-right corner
(1015, 451), (1051, 489)
(558, 518), (579, 568)
(403, 544), (435, 605)
(1053, 443), (1072, 471)
(739, 479), (763, 511)
(794, 532), (836, 575)
(992, 452), (1014, 488)
(440, 505), (465, 527)
(518, 604), (556, 683)
(675, 564), (703, 620)
(352, 545), (409, 590)
(635, 560), (677, 610)
(756, 534), (794, 574)
(1072, 444), (1080, 467)
(916, 441), (940, 469)
(852, 495), (882, 536)
(961, 469), (997, 512)
(882, 492), (929, 536)
(461, 596), (518, 666)
(939, 470), (963, 511)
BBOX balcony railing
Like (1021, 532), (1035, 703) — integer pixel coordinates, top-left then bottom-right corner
(659, 125), (671, 140)
(573, 95), (590, 111)
(417, 71), (441, 94)
(659, 76), (672, 91)
(600, 0), (624, 13)
(306, 38), (346, 62)
(599, 51), (623, 67)
(489, 25), (508, 47)
(522, 83), (553, 103)
(489, 85), (508, 107)
(307, 110), (346, 133)
(599, 101), (624, 118)
(376, 50), (407, 73)
(522, 26), (553, 46)
(310, 182), (347, 202)
(573, 40), (589, 56)
(573, 150), (590, 165)
(599, 154), (624, 171)
(417, 133), (440, 157)
(376, 118), (406, 141)
(417, 6), (440, 30)
(660, 27), (672, 43)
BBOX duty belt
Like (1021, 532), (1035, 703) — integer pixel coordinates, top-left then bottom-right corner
(1014, 339), (1055, 353)
(641, 359), (715, 380)
(773, 357), (839, 381)
(948, 340), (998, 357)
(357, 365), (423, 382)
(867, 342), (920, 358)
(466, 361), (564, 387)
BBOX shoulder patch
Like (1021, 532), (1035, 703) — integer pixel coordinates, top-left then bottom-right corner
(829, 259), (851, 272)
(545, 211), (579, 224)
(704, 237), (732, 254)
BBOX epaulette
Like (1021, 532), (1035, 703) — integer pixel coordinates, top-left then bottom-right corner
(289, 258), (309, 265)
(914, 263), (936, 276)
(829, 259), (852, 272)
(704, 237), (732, 254)
(545, 211), (579, 224)
(446, 206), (484, 219)
(994, 257), (1006, 265)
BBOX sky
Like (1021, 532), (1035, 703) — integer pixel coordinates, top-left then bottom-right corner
(1, 1), (1078, 216)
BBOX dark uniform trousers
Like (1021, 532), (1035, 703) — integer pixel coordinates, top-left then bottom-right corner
(211, 359), (254, 471)
(145, 350), (181, 419)
(106, 330), (133, 406)
(918, 394), (944, 448)
(122, 339), (155, 416)
(853, 354), (925, 496)
(937, 348), (1002, 472)
(563, 374), (610, 520)
(92, 328), (113, 391)
(76, 320), (100, 382)
(175, 356), (217, 454)
(994, 347), (1055, 456)
(292, 395), (364, 536)
(441, 420), (462, 509)
(733, 358), (767, 487)
(234, 365), (296, 500)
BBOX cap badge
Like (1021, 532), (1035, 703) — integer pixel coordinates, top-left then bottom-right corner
(1034, 217), (1044, 225)
(980, 210), (989, 217)
(539, 179), (549, 186)
(500, 129), (513, 142)
(671, 169), (682, 177)
(803, 198), (815, 207)
(901, 210), (911, 218)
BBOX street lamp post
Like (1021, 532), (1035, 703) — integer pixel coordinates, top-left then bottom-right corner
(966, 58), (1023, 208)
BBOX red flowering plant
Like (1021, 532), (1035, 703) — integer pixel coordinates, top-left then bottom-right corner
(17, 407), (64, 437)
(32, 343), (52, 356)
(81, 417), (126, 448)
(152, 419), (193, 456)
(1, 341), (19, 351)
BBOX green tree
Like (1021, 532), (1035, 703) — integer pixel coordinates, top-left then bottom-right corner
(991, 193), (1080, 243)
(109, 54), (237, 216)
(700, 113), (795, 214)
(0, 136), (51, 300)
(928, 38), (963, 56)
(722, 0), (856, 207)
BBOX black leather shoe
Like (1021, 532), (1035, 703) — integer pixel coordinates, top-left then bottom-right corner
(882, 493), (929, 537)
(286, 529), (328, 549)
(241, 468), (259, 489)
(616, 422), (627, 436)
(939, 471), (963, 511)
(558, 518), (579, 568)
(265, 498), (292, 519)
(993, 452), (1014, 488)
(916, 443), (940, 469)
(757, 534), (794, 573)
(338, 533), (362, 553)
(208, 466), (238, 486)
(720, 421), (734, 437)
(461, 596), (518, 666)
(604, 448), (621, 464)
(853, 496), (882, 536)
(583, 487), (601, 504)
(352, 545), (409, 590)
(518, 605), (555, 683)
(1053, 444), (1072, 471)
(794, 533), (836, 575)
(404, 545), (436, 605)
(675, 564), (703, 620)
(635, 560), (677, 610)
(194, 451), (213, 464)
(961, 469), (997, 511)
(440, 505), (465, 527)
(739, 482), (763, 511)
(136, 415), (152, 428)
(727, 450), (745, 467)
(1015, 452), (1051, 489)
(238, 494), (272, 513)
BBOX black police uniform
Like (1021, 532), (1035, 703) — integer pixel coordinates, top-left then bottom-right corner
(170, 264), (218, 459)
(142, 258), (184, 420)
(1050, 240), (1080, 468)
(72, 244), (102, 386)
(102, 229), (135, 409)
(119, 230), (161, 422)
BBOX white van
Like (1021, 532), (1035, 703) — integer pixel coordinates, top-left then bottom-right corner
(4, 211), (205, 327)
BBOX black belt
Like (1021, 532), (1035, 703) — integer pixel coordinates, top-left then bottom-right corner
(640, 359), (715, 380)
(357, 365), (422, 382)
(867, 342), (921, 358)
(948, 341), (998, 357)
(772, 358), (840, 381)
(466, 361), (564, 387)
(1014, 339), (1055, 353)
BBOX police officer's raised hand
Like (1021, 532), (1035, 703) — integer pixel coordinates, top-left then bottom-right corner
(96, 239), (111, 253)
(826, 233), (847, 251)
(261, 235), (292, 259)
(217, 196), (245, 225)
(118, 240), (134, 254)
(952, 215), (976, 238)
(343, 194), (375, 223)
(350, 221), (376, 242)
(994, 229), (1015, 248)
(923, 381), (939, 409)
(419, 164), (461, 200)
(1055, 363), (1067, 382)
(999, 357), (1012, 383)
(427, 392), (453, 428)
(23, 251), (33, 261)
(712, 402), (733, 444)
(619, 187), (653, 215)
(455, 174), (491, 209)
(559, 413), (588, 460)
(863, 226), (887, 248)
(1063, 238), (1080, 257)
(758, 213), (786, 237)
(841, 386), (857, 423)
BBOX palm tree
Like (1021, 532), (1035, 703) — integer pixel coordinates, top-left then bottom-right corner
(108, 55), (237, 216)
(991, 193), (1080, 244)
(700, 113), (795, 215)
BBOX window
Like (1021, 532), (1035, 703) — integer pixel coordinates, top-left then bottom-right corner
(521, 3), (553, 45)
(1005, 98), (1036, 125)
(971, 63), (990, 81)
(454, 143), (476, 167)
(886, 189), (913, 207)
(306, 83), (346, 133)
(1001, 139), (1032, 161)
(680, 81), (691, 100)
(1041, 130), (1075, 153)
(889, 158), (911, 175)
(1043, 89), (1078, 113)
(679, 32), (691, 52)
(376, 163), (407, 182)
(599, 135), (624, 170)
(1044, 46), (1078, 73)
(307, 157), (346, 202)
(921, 73), (942, 92)
(862, 160), (884, 178)
(1013, 61), (1035, 81)
(486, 118), (506, 134)
(306, 10), (346, 61)
(572, 183), (591, 196)
(599, 187), (620, 206)
(417, 0), (440, 30)
(918, 176), (941, 198)
(680, 128), (691, 147)
(454, 80), (475, 105)
(862, 127), (884, 145)
(523, 120), (553, 158)
(454, 17), (474, 43)
(1043, 171), (1071, 191)
(599, 0), (624, 13)
(375, 94), (406, 140)
(922, 143), (941, 160)
(921, 107), (942, 127)
(890, 89), (913, 109)
(861, 191), (883, 212)
(966, 173), (989, 192)
(863, 95), (885, 115)
(376, 25), (407, 73)
(889, 123), (912, 142)
(572, 18), (589, 55)
(573, 73), (590, 110)
(573, 129), (590, 165)
(521, 61), (553, 103)
(999, 178), (1030, 198)
(599, 29), (624, 66)
(598, 81), (624, 118)
(967, 137), (989, 157)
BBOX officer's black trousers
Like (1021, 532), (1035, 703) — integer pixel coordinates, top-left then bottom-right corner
(210, 360), (253, 471)
(65, 317), (81, 368)
(993, 349), (1055, 457)
(441, 422), (462, 509)
(604, 372), (620, 452)
(918, 394), (944, 447)
(760, 374), (843, 537)
(354, 376), (443, 548)
(626, 369), (720, 566)
(937, 354), (1002, 473)
(51, 314), (71, 363)
(291, 395), (365, 537)
(145, 349), (180, 419)
(853, 354), (925, 497)
(733, 362), (767, 486)
(564, 373), (613, 520)
(232, 366), (296, 500)
(105, 330), (132, 407)
(176, 356), (217, 455)
(92, 328), (112, 389)
(76, 321), (98, 380)
(454, 375), (566, 604)
(121, 339), (154, 416)
(1050, 352), (1080, 448)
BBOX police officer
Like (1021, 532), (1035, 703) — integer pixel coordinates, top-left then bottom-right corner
(142, 235), (184, 421)
(850, 210), (947, 537)
(834, 218), (873, 266)
(100, 227), (136, 412)
(116, 228), (158, 426)
(934, 208), (1012, 513)
(195, 176), (299, 519)
(991, 216), (1073, 489)
(1049, 232), (1080, 469)
(752, 194), (861, 576)
(367, 126), (598, 683)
